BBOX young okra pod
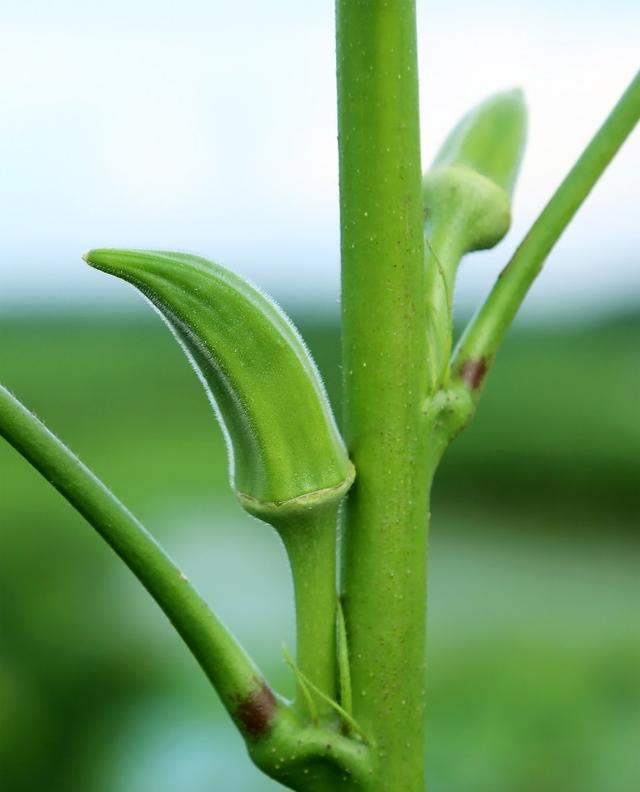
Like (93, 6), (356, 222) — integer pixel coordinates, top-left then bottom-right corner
(422, 90), (528, 388)
(423, 87), (527, 253)
(84, 249), (354, 523)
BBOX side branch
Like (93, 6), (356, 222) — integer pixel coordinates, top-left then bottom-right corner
(452, 70), (640, 402)
(0, 383), (274, 742)
(0, 383), (374, 787)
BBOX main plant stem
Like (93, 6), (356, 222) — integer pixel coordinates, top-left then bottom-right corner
(336, 2), (430, 790)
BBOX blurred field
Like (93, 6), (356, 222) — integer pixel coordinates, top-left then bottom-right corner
(1, 309), (639, 791)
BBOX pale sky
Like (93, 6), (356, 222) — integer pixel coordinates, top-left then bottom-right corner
(0, 0), (638, 320)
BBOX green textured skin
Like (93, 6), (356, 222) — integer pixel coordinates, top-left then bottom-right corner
(85, 249), (354, 514)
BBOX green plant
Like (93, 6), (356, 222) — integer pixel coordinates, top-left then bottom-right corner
(1, 3), (638, 790)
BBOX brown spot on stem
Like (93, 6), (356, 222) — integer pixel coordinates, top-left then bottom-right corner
(459, 358), (488, 390)
(233, 679), (278, 739)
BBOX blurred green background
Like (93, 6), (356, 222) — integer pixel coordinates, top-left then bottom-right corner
(1, 307), (638, 791)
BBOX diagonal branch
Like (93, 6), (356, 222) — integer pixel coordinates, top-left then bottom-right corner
(0, 382), (276, 740)
(452, 70), (640, 403)
(0, 382), (373, 787)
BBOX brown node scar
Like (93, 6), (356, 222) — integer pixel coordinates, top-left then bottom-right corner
(234, 679), (278, 739)
(459, 357), (488, 390)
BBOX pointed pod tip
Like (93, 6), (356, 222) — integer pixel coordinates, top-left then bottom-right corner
(474, 86), (527, 118)
(430, 86), (528, 198)
(83, 249), (162, 280)
(491, 85), (528, 132)
(83, 248), (124, 272)
(493, 85), (525, 105)
(81, 247), (352, 514)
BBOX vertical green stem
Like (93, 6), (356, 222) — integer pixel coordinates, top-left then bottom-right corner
(278, 506), (338, 715)
(336, 2), (429, 790)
